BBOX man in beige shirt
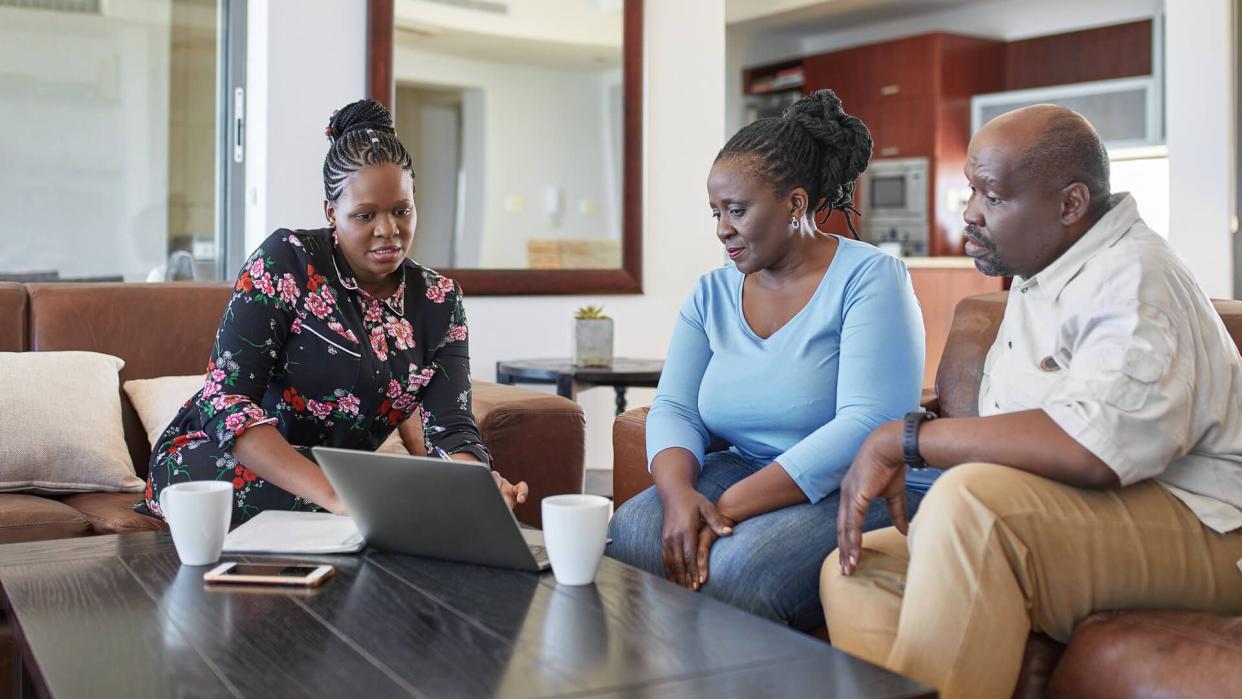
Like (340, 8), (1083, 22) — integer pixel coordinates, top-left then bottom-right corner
(820, 104), (1242, 699)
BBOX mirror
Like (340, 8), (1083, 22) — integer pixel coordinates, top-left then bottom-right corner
(367, 0), (642, 295)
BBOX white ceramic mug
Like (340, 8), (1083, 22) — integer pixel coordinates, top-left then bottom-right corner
(159, 481), (233, 566)
(541, 494), (611, 585)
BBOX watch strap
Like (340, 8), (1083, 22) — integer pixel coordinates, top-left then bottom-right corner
(902, 411), (936, 469)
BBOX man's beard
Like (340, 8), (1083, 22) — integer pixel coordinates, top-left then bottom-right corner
(964, 225), (1016, 277)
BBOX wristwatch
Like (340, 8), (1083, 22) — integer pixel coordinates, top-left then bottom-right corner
(902, 411), (937, 470)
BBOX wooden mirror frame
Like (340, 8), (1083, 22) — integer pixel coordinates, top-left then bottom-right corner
(366, 0), (642, 295)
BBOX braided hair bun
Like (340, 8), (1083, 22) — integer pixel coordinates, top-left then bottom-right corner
(325, 99), (397, 143)
(782, 89), (872, 214)
(716, 88), (873, 237)
(321, 99), (414, 201)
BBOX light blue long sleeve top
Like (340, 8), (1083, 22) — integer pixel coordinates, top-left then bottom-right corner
(646, 237), (933, 502)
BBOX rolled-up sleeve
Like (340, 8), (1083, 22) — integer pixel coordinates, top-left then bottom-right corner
(776, 255), (925, 501)
(419, 285), (491, 465)
(1040, 301), (1193, 485)
(645, 287), (713, 471)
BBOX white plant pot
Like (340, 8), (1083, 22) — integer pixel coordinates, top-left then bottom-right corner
(573, 318), (614, 367)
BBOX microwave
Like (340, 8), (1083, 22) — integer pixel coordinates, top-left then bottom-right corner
(858, 157), (930, 256)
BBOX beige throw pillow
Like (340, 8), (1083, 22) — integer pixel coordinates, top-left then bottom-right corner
(0, 351), (144, 493)
(125, 374), (410, 456)
(123, 374), (207, 449)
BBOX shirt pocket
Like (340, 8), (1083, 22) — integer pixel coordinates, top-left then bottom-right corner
(1092, 341), (1172, 412)
(282, 321), (364, 391)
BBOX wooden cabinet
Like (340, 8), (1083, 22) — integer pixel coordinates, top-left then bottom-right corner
(1005, 20), (1152, 91)
(803, 34), (937, 106)
(867, 96), (936, 159)
(909, 266), (1006, 389)
(803, 46), (871, 109)
(869, 34), (938, 102)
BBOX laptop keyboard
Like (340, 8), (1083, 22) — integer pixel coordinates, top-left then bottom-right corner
(529, 544), (549, 566)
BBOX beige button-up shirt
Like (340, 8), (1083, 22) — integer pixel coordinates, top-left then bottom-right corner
(979, 193), (1242, 536)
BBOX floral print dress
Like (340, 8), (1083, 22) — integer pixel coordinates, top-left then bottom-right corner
(139, 228), (490, 524)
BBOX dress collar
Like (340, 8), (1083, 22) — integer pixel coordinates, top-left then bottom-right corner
(1013, 193), (1139, 302)
(330, 232), (408, 316)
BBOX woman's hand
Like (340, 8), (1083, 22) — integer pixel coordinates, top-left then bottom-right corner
(837, 421), (908, 577)
(492, 471), (529, 510)
(694, 513), (734, 587)
(320, 491), (349, 517)
(660, 489), (733, 590)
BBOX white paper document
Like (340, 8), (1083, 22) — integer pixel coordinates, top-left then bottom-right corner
(223, 510), (365, 554)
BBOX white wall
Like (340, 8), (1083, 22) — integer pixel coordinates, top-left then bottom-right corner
(797, 0), (1160, 53)
(392, 42), (619, 268)
(395, 0), (620, 49)
(0, 1), (172, 281)
(251, 0), (727, 473)
(1166, 0), (1235, 298)
(244, 0), (367, 253)
(458, 0), (727, 472)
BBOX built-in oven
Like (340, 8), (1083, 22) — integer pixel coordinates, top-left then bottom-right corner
(858, 157), (930, 256)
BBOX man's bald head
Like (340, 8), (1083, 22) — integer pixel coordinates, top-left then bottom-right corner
(963, 106), (1114, 279)
(976, 104), (1111, 215)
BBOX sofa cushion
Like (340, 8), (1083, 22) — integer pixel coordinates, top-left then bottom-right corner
(0, 494), (92, 544)
(27, 282), (234, 479)
(0, 351), (144, 494)
(1047, 610), (1242, 698)
(613, 406), (652, 507)
(123, 374), (206, 449)
(0, 283), (26, 352)
(58, 493), (166, 535)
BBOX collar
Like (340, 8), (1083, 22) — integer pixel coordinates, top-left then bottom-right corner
(330, 234), (408, 316)
(1013, 193), (1139, 302)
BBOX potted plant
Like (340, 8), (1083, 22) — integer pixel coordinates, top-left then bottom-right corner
(573, 305), (613, 367)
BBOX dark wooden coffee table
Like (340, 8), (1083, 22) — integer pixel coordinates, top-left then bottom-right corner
(0, 533), (934, 698)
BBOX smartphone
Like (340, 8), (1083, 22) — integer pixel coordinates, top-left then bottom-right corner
(203, 562), (334, 587)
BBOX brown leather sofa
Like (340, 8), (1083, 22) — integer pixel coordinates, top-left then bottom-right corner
(0, 281), (585, 537)
(612, 291), (1242, 698)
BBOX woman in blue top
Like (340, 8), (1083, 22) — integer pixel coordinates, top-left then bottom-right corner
(606, 90), (931, 631)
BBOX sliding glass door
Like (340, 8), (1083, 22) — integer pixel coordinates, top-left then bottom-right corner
(0, 0), (245, 282)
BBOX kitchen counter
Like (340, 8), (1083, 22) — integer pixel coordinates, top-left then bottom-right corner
(899, 256), (980, 270)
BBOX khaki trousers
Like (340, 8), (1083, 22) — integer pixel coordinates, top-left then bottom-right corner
(821, 463), (1242, 699)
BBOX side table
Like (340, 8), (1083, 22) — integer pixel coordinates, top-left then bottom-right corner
(495, 358), (663, 415)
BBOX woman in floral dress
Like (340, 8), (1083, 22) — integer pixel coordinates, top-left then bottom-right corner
(139, 99), (528, 524)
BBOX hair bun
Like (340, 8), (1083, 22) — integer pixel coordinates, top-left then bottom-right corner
(325, 99), (396, 143)
(783, 89), (873, 184)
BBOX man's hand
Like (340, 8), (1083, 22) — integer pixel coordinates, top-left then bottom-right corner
(837, 421), (909, 576)
(661, 489), (733, 590)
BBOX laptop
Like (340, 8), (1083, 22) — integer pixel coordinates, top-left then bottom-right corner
(312, 447), (550, 572)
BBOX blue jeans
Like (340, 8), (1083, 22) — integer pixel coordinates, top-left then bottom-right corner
(606, 450), (923, 631)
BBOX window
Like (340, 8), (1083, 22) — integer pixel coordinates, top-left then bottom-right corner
(1109, 146), (1170, 239)
(0, 0), (244, 282)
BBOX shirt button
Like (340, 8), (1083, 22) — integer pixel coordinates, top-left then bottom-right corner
(994, 401), (1000, 408)
(1007, 341), (1013, 349)
(1020, 288), (1028, 294)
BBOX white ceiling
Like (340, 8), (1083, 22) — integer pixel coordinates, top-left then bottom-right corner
(727, 0), (999, 33)
(395, 0), (621, 70)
